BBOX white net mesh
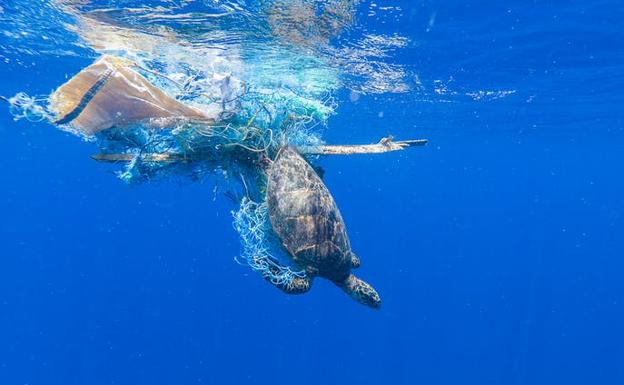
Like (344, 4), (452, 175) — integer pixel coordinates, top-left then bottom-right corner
(232, 197), (305, 285)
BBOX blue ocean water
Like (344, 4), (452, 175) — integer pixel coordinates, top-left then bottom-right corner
(1, 1), (623, 384)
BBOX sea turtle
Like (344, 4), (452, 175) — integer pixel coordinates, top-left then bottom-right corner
(265, 146), (381, 308)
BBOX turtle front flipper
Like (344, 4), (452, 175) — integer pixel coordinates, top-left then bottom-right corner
(337, 274), (381, 309)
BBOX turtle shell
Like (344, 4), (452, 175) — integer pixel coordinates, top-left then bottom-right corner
(267, 147), (352, 282)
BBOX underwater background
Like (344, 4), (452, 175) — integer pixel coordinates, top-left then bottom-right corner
(1, 0), (624, 384)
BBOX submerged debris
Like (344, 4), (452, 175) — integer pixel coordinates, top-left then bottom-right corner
(3, 1), (426, 307)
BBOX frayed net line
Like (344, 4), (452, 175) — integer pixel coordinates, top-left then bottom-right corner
(232, 197), (305, 285)
(5, 92), (53, 123)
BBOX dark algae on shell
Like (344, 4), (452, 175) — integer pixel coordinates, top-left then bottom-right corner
(267, 147), (381, 309)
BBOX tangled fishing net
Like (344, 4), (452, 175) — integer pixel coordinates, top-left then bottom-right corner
(6, 93), (52, 123)
(232, 197), (306, 284)
(4, 52), (333, 284)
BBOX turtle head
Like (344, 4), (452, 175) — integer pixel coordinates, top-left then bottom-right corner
(337, 274), (381, 309)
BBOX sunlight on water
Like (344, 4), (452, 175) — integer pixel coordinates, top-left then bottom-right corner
(0, 0), (412, 94)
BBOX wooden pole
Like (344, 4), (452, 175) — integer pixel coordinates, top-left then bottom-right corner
(299, 138), (427, 155)
(91, 137), (428, 163)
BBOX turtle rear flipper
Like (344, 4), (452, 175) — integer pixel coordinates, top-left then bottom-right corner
(259, 257), (312, 294)
(350, 253), (361, 269)
(277, 275), (312, 294)
(338, 274), (381, 309)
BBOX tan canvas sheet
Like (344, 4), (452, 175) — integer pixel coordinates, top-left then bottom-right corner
(49, 55), (215, 135)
